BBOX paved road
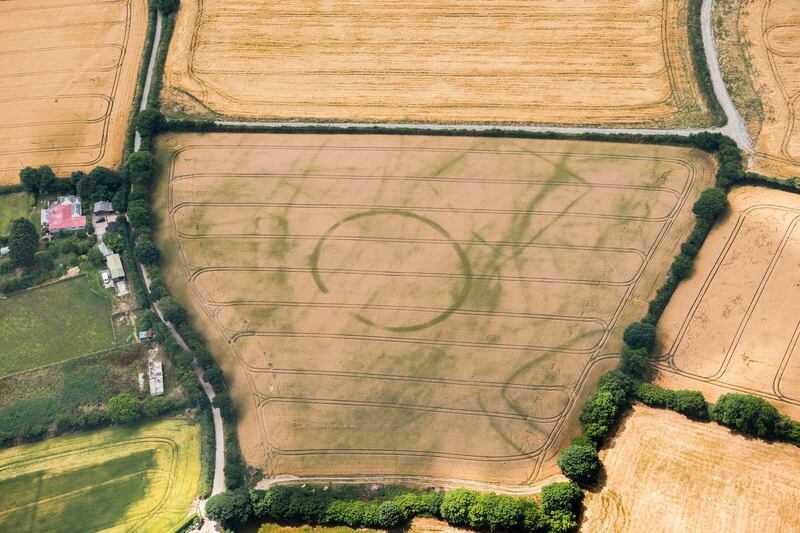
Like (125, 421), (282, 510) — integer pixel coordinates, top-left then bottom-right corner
(134, 11), (163, 152)
(132, 10), (225, 530)
(215, 0), (752, 152)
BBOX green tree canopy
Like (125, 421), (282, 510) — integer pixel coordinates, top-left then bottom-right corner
(107, 393), (143, 424)
(9, 218), (39, 267)
(711, 393), (780, 438)
(557, 444), (601, 484)
(206, 489), (253, 526)
(692, 188), (729, 221)
(623, 322), (657, 351)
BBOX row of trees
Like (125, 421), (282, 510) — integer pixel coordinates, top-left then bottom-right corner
(207, 483), (585, 533)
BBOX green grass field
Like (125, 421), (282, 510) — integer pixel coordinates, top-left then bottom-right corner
(0, 419), (201, 533)
(0, 275), (117, 377)
(0, 192), (32, 236)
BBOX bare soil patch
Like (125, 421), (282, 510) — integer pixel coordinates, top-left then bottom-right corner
(582, 405), (800, 532)
(153, 133), (713, 485)
(655, 187), (800, 417)
(162, 0), (710, 128)
(714, 0), (800, 178)
(0, 0), (147, 184)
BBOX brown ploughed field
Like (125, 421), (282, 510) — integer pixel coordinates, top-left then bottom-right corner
(714, 0), (800, 178)
(162, 0), (710, 128)
(0, 0), (147, 184)
(655, 187), (800, 417)
(582, 405), (800, 532)
(153, 133), (714, 485)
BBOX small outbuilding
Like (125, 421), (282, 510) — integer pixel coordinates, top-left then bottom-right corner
(0, 247), (8, 256)
(93, 201), (114, 215)
(138, 329), (154, 342)
(106, 253), (125, 281)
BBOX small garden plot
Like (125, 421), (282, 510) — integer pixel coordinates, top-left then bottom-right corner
(655, 187), (800, 417)
(0, 276), (117, 377)
(0, 419), (200, 533)
(153, 133), (714, 485)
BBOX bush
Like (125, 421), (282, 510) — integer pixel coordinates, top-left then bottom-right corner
(324, 500), (366, 527)
(692, 188), (729, 221)
(9, 218), (39, 267)
(206, 490), (253, 526)
(251, 486), (291, 520)
(557, 444), (601, 484)
(546, 509), (579, 533)
(579, 391), (617, 429)
(623, 322), (657, 351)
(671, 253), (694, 280)
(127, 199), (152, 229)
(711, 393), (781, 438)
(213, 392), (236, 421)
(519, 499), (548, 533)
(680, 240), (700, 258)
(377, 501), (406, 528)
(394, 491), (441, 518)
(540, 482), (583, 515)
(673, 390), (708, 420)
(135, 108), (165, 137)
(135, 238), (160, 265)
(468, 493), (521, 532)
(635, 383), (675, 408)
(107, 393), (143, 423)
(87, 248), (105, 267)
(103, 232), (125, 253)
(203, 366), (225, 391)
(440, 488), (477, 526)
(597, 371), (635, 406)
(155, 0), (180, 14)
(159, 297), (187, 324)
(620, 346), (650, 379)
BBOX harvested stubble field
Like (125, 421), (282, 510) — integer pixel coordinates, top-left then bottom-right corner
(714, 0), (800, 178)
(162, 0), (710, 128)
(582, 405), (800, 532)
(655, 187), (800, 417)
(0, 0), (147, 184)
(154, 133), (714, 485)
(0, 419), (200, 533)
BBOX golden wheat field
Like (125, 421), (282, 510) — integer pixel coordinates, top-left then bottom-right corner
(714, 0), (800, 178)
(655, 187), (800, 417)
(153, 133), (714, 485)
(161, 0), (711, 127)
(582, 405), (800, 532)
(0, 0), (147, 184)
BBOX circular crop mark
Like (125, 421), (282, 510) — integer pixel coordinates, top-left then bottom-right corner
(310, 210), (472, 332)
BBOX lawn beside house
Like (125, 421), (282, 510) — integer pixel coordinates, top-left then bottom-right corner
(0, 275), (117, 376)
(0, 192), (33, 236)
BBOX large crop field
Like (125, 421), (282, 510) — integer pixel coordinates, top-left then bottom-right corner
(154, 133), (713, 485)
(0, 0), (147, 184)
(162, 0), (710, 127)
(714, 0), (800, 179)
(0, 276), (117, 377)
(655, 187), (800, 417)
(0, 419), (200, 533)
(582, 405), (800, 531)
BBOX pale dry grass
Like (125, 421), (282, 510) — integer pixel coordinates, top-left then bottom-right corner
(582, 405), (800, 533)
(655, 187), (800, 418)
(0, 0), (147, 183)
(162, 0), (710, 127)
(153, 133), (714, 486)
(715, 0), (800, 178)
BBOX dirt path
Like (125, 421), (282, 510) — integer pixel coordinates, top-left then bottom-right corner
(211, 0), (753, 152)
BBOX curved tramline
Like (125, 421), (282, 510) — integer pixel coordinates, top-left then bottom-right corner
(152, 132), (714, 487)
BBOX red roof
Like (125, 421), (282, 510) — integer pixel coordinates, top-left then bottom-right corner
(48, 204), (86, 230)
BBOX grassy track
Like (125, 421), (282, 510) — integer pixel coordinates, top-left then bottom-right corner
(0, 192), (32, 235)
(0, 419), (200, 533)
(0, 276), (116, 377)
